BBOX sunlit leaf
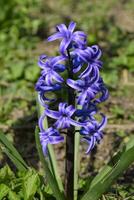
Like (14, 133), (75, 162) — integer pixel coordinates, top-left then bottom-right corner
(23, 169), (40, 200)
(35, 127), (65, 200)
(0, 184), (9, 199)
(0, 165), (15, 184)
(8, 191), (20, 200)
(0, 132), (28, 170)
(81, 137), (134, 200)
(37, 102), (64, 193)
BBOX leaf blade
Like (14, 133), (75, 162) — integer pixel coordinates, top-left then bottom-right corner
(74, 104), (81, 200)
(0, 184), (9, 199)
(35, 126), (65, 200)
(2, 148), (27, 171)
(23, 169), (40, 200)
(81, 137), (134, 200)
(0, 132), (28, 169)
(37, 100), (64, 192)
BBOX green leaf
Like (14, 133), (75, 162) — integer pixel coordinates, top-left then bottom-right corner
(74, 132), (80, 200)
(10, 62), (24, 80)
(25, 65), (40, 82)
(0, 184), (9, 199)
(3, 148), (27, 171)
(37, 101), (64, 193)
(23, 169), (40, 200)
(37, 188), (46, 200)
(37, 187), (57, 200)
(81, 136), (134, 200)
(0, 132), (28, 170)
(48, 144), (64, 192)
(8, 191), (20, 200)
(0, 165), (15, 184)
(35, 127), (65, 200)
(125, 41), (134, 56)
(74, 104), (81, 200)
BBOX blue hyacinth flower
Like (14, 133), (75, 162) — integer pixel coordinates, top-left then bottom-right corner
(80, 114), (107, 153)
(36, 21), (109, 154)
(47, 21), (87, 56)
(45, 102), (86, 129)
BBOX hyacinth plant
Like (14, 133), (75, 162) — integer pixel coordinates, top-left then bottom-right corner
(1, 21), (134, 200)
(35, 21), (108, 199)
(0, 22), (134, 200)
(34, 22), (134, 200)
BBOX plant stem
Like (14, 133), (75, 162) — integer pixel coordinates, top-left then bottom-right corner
(65, 49), (75, 200)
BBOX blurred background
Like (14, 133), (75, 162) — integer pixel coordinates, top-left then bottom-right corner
(0, 0), (134, 198)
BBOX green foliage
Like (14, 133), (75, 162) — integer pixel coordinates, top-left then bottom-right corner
(110, 105), (125, 118)
(0, 130), (64, 200)
(0, 132), (28, 171)
(0, 0), (43, 120)
(0, 184), (9, 199)
(0, 127), (65, 200)
(80, 136), (134, 200)
(110, 41), (134, 72)
(22, 169), (40, 200)
(101, 71), (118, 87)
(0, 0), (41, 41)
(0, 0), (43, 124)
(0, 165), (55, 200)
(0, 165), (15, 184)
(25, 64), (40, 82)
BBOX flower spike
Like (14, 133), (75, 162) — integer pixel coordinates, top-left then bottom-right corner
(36, 21), (108, 155)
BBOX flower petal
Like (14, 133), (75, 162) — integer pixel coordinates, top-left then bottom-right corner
(94, 131), (103, 141)
(54, 64), (66, 72)
(69, 118), (86, 127)
(45, 109), (61, 119)
(38, 92), (55, 106)
(91, 45), (102, 59)
(51, 56), (66, 66)
(41, 140), (48, 155)
(56, 24), (68, 34)
(79, 63), (92, 78)
(38, 113), (46, 132)
(38, 54), (47, 68)
(58, 102), (67, 114)
(77, 91), (87, 106)
(49, 135), (64, 144)
(95, 87), (109, 104)
(73, 31), (87, 38)
(66, 105), (76, 116)
(67, 79), (81, 90)
(98, 114), (107, 131)
(45, 74), (53, 85)
(62, 117), (71, 129)
(54, 117), (65, 129)
(59, 39), (71, 55)
(82, 136), (96, 154)
(52, 71), (64, 83)
(47, 32), (62, 42)
(68, 21), (76, 33)
(73, 64), (82, 73)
